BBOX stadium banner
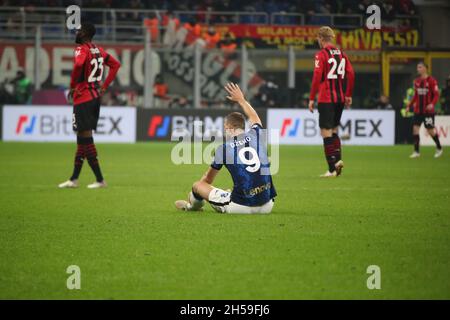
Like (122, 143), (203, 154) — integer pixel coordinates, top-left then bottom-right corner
(0, 43), (153, 90)
(0, 41), (262, 102)
(420, 116), (450, 146)
(2, 105), (136, 143)
(214, 25), (420, 51)
(136, 108), (267, 142)
(267, 109), (395, 145)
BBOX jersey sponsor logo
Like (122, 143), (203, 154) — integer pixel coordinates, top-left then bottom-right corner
(417, 88), (429, 95)
(280, 118), (300, 137)
(74, 49), (81, 57)
(243, 182), (272, 198)
(148, 115), (171, 137)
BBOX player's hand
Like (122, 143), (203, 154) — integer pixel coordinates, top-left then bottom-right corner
(345, 96), (352, 109)
(67, 89), (74, 101)
(67, 88), (80, 101)
(426, 104), (434, 112)
(225, 82), (245, 103)
(308, 100), (314, 113)
(68, 88), (81, 99)
(99, 87), (106, 96)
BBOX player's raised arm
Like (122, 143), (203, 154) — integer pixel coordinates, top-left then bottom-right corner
(224, 83), (262, 126)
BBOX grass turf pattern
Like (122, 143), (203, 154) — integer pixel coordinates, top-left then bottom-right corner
(0, 142), (449, 299)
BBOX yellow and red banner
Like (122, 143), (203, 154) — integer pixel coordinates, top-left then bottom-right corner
(214, 25), (420, 51)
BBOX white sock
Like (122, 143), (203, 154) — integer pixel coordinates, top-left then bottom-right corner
(189, 191), (205, 211)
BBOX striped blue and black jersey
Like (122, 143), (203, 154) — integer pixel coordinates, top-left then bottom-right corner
(211, 123), (277, 207)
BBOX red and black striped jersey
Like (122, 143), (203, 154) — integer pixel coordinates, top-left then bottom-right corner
(409, 76), (439, 115)
(309, 44), (355, 104)
(70, 42), (121, 105)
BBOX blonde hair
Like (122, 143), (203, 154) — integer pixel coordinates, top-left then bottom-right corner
(225, 112), (246, 130)
(317, 26), (335, 42)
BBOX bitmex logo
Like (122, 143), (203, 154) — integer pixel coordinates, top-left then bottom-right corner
(148, 115), (170, 137)
(16, 115), (37, 134)
(436, 125), (449, 138)
(280, 118), (300, 137)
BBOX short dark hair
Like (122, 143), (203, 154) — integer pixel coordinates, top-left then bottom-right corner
(81, 23), (96, 40)
(418, 61), (428, 69)
(225, 112), (246, 130)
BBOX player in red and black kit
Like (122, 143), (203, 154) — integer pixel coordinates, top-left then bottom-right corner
(59, 23), (121, 189)
(309, 26), (355, 177)
(406, 62), (443, 158)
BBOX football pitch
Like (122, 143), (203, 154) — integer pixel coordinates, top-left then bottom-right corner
(0, 142), (449, 299)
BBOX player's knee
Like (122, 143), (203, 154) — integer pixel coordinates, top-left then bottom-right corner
(78, 130), (92, 138)
(320, 129), (332, 138)
(192, 181), (201, 194)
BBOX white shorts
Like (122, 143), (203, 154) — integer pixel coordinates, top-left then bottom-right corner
(208, 188), (274, 214)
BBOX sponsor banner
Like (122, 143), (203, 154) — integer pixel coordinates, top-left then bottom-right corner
(420, 116), (450, 146)
(2, 105), (136, 143)
(137, 108), (267, 142)
(268, 109), (395, 145)
(214, 25), (420, 51)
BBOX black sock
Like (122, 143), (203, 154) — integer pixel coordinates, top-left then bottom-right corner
(332, 133), (342, 162)
(70, 136), (85, 181)
(413, 134), (420, 153)
(192, 189), (204, 201)
(83, 137), (104, 183)
(323, 137), (336, 172)
(432, 134), (442, 150)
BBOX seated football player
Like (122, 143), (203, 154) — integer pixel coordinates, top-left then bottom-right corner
(175, 83), (277, 214)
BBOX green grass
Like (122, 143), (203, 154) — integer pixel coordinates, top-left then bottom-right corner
(0, 142), (449, 299)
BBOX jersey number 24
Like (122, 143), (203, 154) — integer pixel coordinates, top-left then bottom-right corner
(327, 58), (346, 79)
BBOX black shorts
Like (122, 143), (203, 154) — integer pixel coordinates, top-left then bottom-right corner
(318, 103), (344, 129)
(73, 98), (100, 132)
(413, 114), (435, 129)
